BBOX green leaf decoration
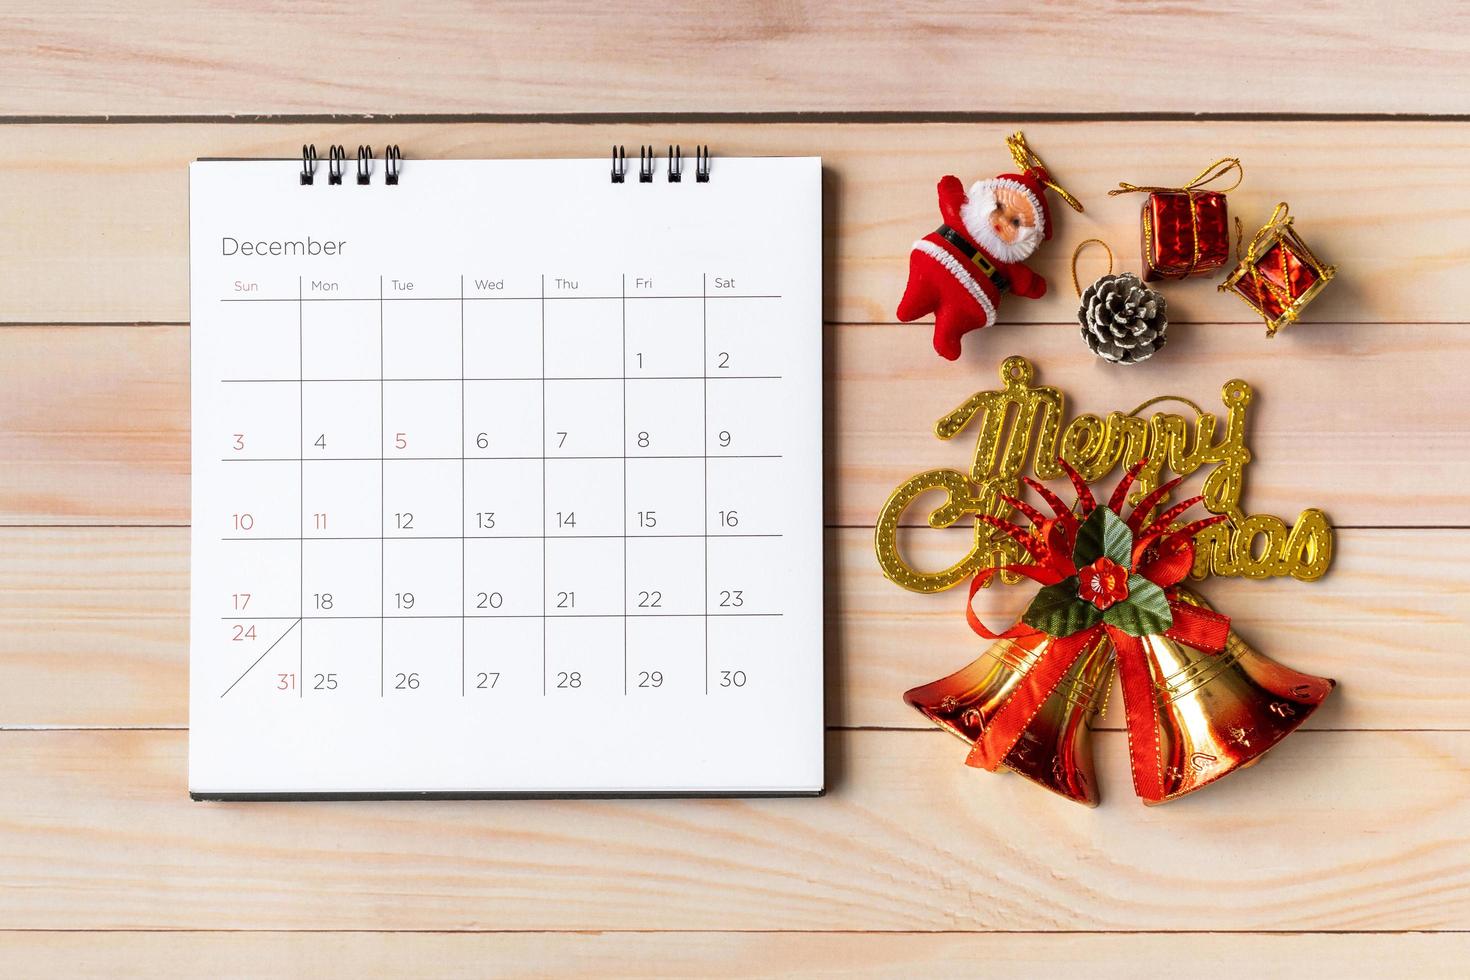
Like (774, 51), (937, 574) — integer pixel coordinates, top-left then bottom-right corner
(1073, 506), (1134, 569)
(1101, 575), (1174, 637)
(1022, 578), (1104, 638)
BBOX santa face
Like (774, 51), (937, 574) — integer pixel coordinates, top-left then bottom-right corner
(960, 179), (1044, 264)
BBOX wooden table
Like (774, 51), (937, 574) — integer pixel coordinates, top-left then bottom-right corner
(3, 4), (1467, 975)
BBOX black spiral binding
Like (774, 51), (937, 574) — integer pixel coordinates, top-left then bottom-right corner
(297, 143), (713, 187)
(326, 145), (346, 185)
(608, 144), (713, 184)
(298, 144), (402, 186)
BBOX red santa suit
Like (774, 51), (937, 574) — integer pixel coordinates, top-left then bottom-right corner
(896, 169), (1056, 360)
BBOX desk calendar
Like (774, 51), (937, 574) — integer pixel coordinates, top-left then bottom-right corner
(188, 151), (824, 798)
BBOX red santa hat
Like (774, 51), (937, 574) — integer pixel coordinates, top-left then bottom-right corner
(1000, 169), (1055, 241)
(991, 131), (1085, 243)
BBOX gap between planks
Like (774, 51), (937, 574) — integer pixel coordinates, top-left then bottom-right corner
(0, 927), (1464, 935)
(4, 113), (1470, 126)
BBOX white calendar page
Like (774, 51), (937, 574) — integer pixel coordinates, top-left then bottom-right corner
(188, 156), (823, 798)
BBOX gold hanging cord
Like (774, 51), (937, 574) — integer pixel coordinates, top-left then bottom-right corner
(1006, 131), (1085, 213)
(1235, 201), (1292, 262)
(1069, 238), (1114, 298)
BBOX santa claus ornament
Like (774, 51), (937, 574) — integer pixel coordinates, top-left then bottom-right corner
(896, 132), (1083, 360)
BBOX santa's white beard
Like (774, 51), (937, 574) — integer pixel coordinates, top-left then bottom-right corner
(960, 184), (1042, 264)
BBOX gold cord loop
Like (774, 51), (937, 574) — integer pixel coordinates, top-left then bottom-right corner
(1006, 131), (1085, 214)
(1127, 394), (1208, 419)
(1108, 157), (1244, 197)
(1070, 238), (1114, 298)
(1239, 202), (1291, 261)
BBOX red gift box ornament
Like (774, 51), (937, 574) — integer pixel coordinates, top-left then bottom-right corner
(1107, 157), (1243, 281)
(1220, 202), (1337, 337)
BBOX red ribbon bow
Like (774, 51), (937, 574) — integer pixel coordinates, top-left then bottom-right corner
(962, 459), (1232, 802)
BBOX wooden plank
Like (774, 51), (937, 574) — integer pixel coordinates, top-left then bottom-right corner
(5, 4), (1469, 116)
(0, 527), (185, 728)
(0, 728), (1465, 930)
(830, 321), (1470, 528)
(0, 325), (187, 525)
(3, 930), (1466, 979)
(5, 122), (1467, 325)
(841, 526), (1470, 731)
(1, 526), (1460, 731)
(2, 321), (1465, 528)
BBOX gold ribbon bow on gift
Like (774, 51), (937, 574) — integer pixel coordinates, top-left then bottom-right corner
(1108, 157), (1244, 199)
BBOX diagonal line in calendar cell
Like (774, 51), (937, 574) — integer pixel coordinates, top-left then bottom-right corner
(219, 618), (302, 698)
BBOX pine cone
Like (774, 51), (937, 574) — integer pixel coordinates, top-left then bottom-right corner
(1078, 273), (1168, 364)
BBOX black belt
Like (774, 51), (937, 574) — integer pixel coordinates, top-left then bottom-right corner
(936, 225), (1010, 293)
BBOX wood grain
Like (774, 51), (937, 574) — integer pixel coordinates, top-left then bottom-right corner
(3, 6), (1468, 974)
(3, 320), (1467, 527)
(1, 526), (1460, 731)
(5, 122), (1469, 325)
(6, 3), (1470, 116)
(0, 728), (1465, 931)
(4, 930), (1466, 979)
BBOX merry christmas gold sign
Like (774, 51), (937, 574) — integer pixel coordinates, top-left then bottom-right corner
(875, 356), (1332, 593)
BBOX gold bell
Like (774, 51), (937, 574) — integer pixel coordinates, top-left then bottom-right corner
(904, 631), (1113, 806)
(1137, 586), (1335, 804)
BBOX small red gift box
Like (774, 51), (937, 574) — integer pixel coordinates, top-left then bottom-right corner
(1110, 158), (1243, 282)
(1220, 202), (1336, 337)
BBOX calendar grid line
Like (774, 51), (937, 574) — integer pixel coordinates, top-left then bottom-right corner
(297, 275), (304, 699)
(223, 375), (783, 383)
(621, 273), (628, 697)
(460, 274), (467, 698)
(702, 272), (709, 696)
(224, 533), (784, 542)
(221, 613), (785, 621)
(540, 273), (547, 697)
(385, 271), (391, 696)
(221, 294), (783, 303)
(224, 454), (784, 462)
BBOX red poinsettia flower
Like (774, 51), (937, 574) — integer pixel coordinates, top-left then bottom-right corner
(1077, 556), (1130, 610)
(980, 457), (1231, 640)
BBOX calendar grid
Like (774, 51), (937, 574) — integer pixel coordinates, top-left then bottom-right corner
(213, 277), (789, 701)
